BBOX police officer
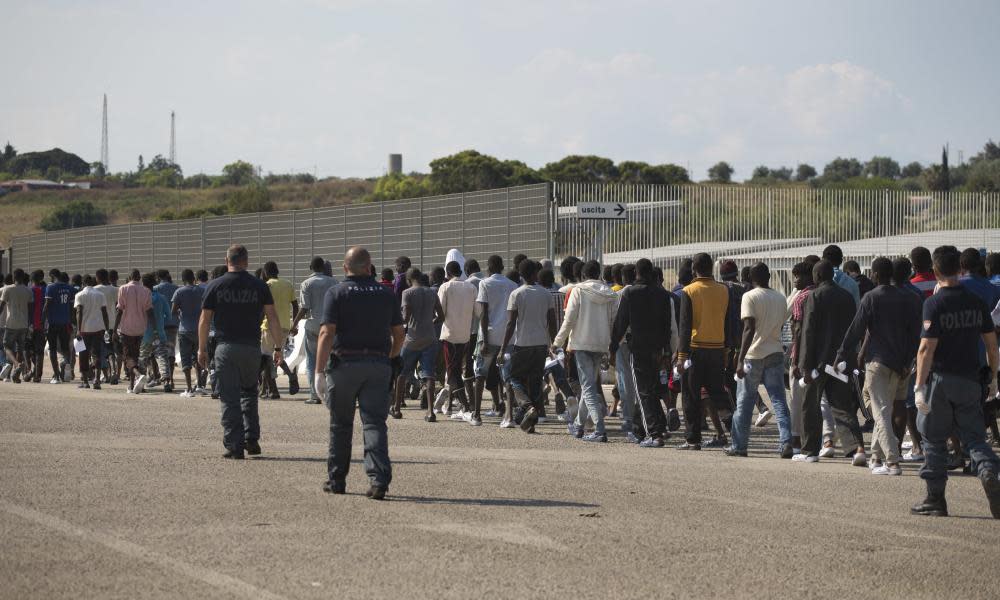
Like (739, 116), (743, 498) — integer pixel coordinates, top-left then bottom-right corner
(315, 246), (404, 500)
(198, 244), (284, 460)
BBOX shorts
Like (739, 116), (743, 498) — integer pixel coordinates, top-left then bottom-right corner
(401, 342), (439, 380)
(474, 342), (502, 389)
(178, 331), (199, 370)
(441, 341), (467, 387)
(120, 334), (142, 368)
(3, 328), (28, 353)
(46, 325), (71, 357)
(260, 328), (289, 356)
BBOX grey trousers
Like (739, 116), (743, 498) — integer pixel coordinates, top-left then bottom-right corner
(215, 342), (261, 452)
(327, 358), (393, 488)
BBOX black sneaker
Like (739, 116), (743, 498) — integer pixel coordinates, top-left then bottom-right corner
(677, 442), (702, 451)
(667, 408), (681, 432)
(304, 397), (322, 405)
(78, 382), (90, 389)
(724, 447), (748, 457)
(982, 472), (1000, 519)
(93, 381), (102, 390)
(703, 436), (727, 448)
(424, 413), (436, 423)
(780, 443), (795, 459)
(366, 486), (387, 500)
(910, 496), (948, 517)
(222, 448), (245, 460)
(12, 368), (22, 384)
(323, 480), (346, 495)
(245, 440), (261, 456)
(288, 376), (300, 396)
(164, 383), (174, 393)
(520, 407), (539, 433)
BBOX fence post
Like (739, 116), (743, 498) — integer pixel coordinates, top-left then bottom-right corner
(127, 224), (132, 272)
(982, 192), (988, 250)
(461, 192), (466, 251)
(767, 189), (773, 254)
(505, 188), (511, 263)
(883, 189), (890, 255)
(419, 199), (424, 269)
(200, 217), (206, 271)
(545, 182), (554, 262)
(310, 208), (315, 259)
(380, 201), (385, 269)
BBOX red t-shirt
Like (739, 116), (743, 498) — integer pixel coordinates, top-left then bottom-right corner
(910, 271), (936, 298)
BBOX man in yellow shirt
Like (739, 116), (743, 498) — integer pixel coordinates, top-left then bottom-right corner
(260, 261), (299, 399)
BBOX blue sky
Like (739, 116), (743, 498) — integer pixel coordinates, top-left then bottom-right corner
(3, 0), (998, 180)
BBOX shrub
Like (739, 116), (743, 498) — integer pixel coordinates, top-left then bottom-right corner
(39, 200), (107, 231)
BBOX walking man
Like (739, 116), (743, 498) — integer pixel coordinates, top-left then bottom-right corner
(171, 269), (204, 397)
(291, 256), (338, 405)
(113, 270), (152, 394)
(474, 255), (519, 423)
(0, 269), (32, 383)
(391, 268), (444, 420)
(198, 244), (284, 459)
(437, 260), (478, 421)
(74, 275), (110, 390)
(154, 270), (179, 392)
(911, 246), (1000, 518)
(728, 263), (794, 458)
(314, 247), (404, 499)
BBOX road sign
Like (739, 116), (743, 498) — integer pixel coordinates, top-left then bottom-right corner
(576, 202), (627, 221)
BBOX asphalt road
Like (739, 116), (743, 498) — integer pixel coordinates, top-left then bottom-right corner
(2, 376), (999, 599)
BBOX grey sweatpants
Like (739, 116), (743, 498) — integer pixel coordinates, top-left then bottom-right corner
(327, 359), (393, 488)
(215, 342), (261, 452)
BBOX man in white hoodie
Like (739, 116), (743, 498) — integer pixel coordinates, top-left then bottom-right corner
(554, 260), (617, 443)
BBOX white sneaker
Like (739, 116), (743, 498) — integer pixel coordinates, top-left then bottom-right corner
(871, 464), (902, 476)
(902, 451), (925, 462)
(792, 453), (819, 463)
(179, 390), (195, 398)
(194, 386), (209, 396)
(450, 411), (468, 420)
(754, 410), (772, 427)
(49, 377), (61, 384)
(499, 419), (517, 429)
(133, 374), (147, 394)
(126, 388), (134, 395)
(433, 388), (449, 413)
(818, 446), (836, 458)
(852, 451), (868, 467)
(484, 409), (500, 417)
(0, 364), (12, 380)
(469, 417), (482, 426)
(556, 412), (569, 422)
(901, 438), (914, 450)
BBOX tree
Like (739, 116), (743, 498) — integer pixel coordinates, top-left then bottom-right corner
(966, 159), (1000, 192)
(39, 201), (107, 231)
(137, 154), (145, 172)
(182, 173), (214, 189)
(969, 140), (1000, 166)
(863, 156), (900, 179)
(5, 148), (90, 177)
(90, 161), (106, 178)
(220, 160), (258, 186)
(821, 157), (863, 182)
(707, 161), (734, 183)
(226, 184), (272, 213)
(795, 163), (817, 181)
(429, 150), (542, 194)
(540, 155), (618, 183)
(930, 146), (951, 190)
(0, 142), (15, 170)
(369, 173), (434, 201)
(617, 161), (690, 185)
(901, 161), (923, 178)
(138, 154), (183, 187)
(751, 166), (770, 180)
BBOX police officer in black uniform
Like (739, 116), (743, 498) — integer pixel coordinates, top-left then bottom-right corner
(315, 246), (404, 499)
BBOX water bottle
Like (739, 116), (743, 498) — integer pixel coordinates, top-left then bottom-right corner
(660, 369), (669, 385)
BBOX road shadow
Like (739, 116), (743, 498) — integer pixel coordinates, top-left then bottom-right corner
(388, 495), (599, 508)
(251, 456), (437, 465)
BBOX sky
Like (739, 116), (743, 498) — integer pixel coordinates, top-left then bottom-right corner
(3, 0), (999, 180)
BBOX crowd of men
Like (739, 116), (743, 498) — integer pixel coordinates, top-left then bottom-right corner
(2, 242), (999, 517)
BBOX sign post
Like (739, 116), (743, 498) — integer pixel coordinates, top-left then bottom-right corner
(576, 202), (627, 221)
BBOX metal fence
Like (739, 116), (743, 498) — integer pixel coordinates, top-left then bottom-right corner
(553, 183), (1000, 292)
(8, 183), (551, 288)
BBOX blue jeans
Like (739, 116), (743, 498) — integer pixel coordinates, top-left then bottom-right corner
(574, 351), (605, 435)
(615, 343), (636, 433)
(732, 352), (791, 452)
(918, 372), (999, 492)
(401, 342), (439, 380)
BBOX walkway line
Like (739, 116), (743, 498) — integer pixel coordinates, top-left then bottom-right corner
(1, 500), (287, 600)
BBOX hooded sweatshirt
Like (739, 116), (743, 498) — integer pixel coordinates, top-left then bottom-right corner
(554, 279), (617, 353)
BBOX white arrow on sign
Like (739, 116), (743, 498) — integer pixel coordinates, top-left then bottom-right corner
(576, 202), (627, 221)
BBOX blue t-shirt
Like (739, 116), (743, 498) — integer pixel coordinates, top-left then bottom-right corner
(171, 285), (204, 333)
(921, 284), (993, 380)
(45, 282), (76, 326)
(323, 276), (403, 357)
(154, 281), (179, 328)
(202, 271), (273, 347)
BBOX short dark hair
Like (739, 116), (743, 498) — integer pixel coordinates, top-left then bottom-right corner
(227, 244), (248, 264)
(678, 266), (694, 286)
(804, 255), (821, 266)
(406, 267), (423, 284)
(910, 246), (932, 272)
(870, 257), (893, 285)
(487, 255), (504, 275)
(141, 272), (157, 289)
(156, 269), (171, 281)
(96, 268), (109, 284)
(513, 254), (528, 269)
(109, 269), (119, 282)
(612, 263), (624, 285)
(465, 259), (480, 276)
(749, 262), (770, 286)
(792, 261), (814, 286)
(740, 266), (751, 284)
(933, 245), (961, 277)
(843, 260), (861, 275)
(381, 268), (394, 280)
(813, 260), (834, 283)
(892, 257), (912, 286)
(395, 256), (411, 272)
(692, 253), (713, 277)
(446, 261), (462, 277)
(263, 261), (279, 278)
(582, 260), (601, 280)
(652, 266), (665, 285)
(539, 268), (555, 288)
(59, 272), (70, 283)
(430, 266), (446, 285)
(196, 269), (208, 282)
(506, 268), (522, 285)
(559, 256), (579, 283)
(986, 253), (1000, 278)
(822, 245), (844, 266)
(83, 274), (96, 286)
(211, 265), (227, 278)
(622, 264), (637, 285)
(519, 259), (540, 281)
(572, 260), (585, 282)
(181, 268), (195, 283)
(960, 248), (984, 275)
(602, 265), (613, 284)
(31, 269), (44, 283)
(635, 258), (653, 281)
(310, 256), (325, 272)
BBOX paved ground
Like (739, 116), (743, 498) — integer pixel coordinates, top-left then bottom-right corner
(2, 375), (999, 600)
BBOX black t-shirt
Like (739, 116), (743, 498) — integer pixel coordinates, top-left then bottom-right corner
(202, 271), (273, 346)
(921, 285), (993, 380)
(323, 275), (403, 356)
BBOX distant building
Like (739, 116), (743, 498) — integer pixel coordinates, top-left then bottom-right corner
(388, 154), (402, 175)
(0, 179), (71, 192)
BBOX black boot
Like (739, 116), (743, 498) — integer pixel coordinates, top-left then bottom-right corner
(911, 488), (948, 517)
(982, 472), (1000, 519)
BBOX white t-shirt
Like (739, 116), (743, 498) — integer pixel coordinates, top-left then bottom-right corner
(507, 284), (554, 346)
(95, 284), (118, 320)
(476, 274), (518, 346)
(74, 286), (108, 333)
(740, 286), (787, 360)
(438, 278), (477, 344)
